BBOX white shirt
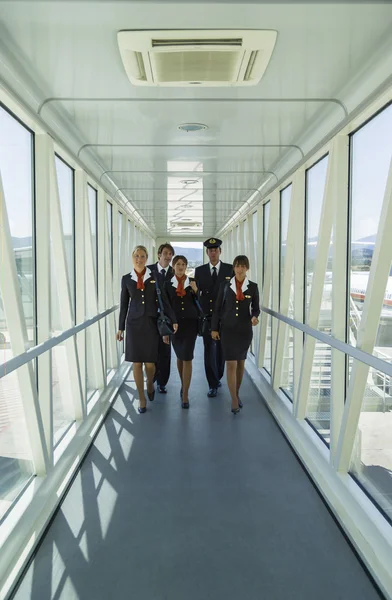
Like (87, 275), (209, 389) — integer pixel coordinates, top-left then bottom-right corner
(209, 261), (221, 275)
(157, 262), (169, 276)
(130, 267), (152, 283)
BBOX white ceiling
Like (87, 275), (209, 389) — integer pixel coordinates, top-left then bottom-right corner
(1, 1), (392, 237)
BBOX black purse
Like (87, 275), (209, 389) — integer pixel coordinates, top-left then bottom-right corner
(154, 280), (175, 336)
(192, 295), (209, 337)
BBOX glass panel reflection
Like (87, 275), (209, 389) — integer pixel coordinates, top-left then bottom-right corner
(350, 364), (392, 523)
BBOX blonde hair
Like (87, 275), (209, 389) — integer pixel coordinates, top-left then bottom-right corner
(132, 245), (148, 259)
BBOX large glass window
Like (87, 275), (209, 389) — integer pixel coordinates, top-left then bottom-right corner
(304, 156), (331, 444)
(88, 185), (98, 290)
(0, 106), (35, 355)
(280, 185), (294, 399)
(55, 156), (75, 317)
(263, 201), (272, 374)
(349, 103), (392, 522)
(118, 211), (123, 275)
(107, 201), (113, 272)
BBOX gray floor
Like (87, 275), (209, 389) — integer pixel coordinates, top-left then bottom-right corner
(13, 339), (382, 600)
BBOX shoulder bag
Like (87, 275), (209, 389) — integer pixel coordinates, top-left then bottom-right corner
(154, 280), (175, 336)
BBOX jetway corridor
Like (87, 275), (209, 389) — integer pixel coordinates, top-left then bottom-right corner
(11, 342), (382, 600)
(1, 1), (392, 599)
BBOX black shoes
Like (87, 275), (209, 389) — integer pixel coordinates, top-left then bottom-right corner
(217, 381), (222, 388)
(238, 399), (243, 409)
(207, 388), (217, 398)
(158, 386), (167, 394)
(147, 389), (155, 402)
(138, 406), (147, 414)
(231, 407), (240, 415)
(181, 402), (190, 409)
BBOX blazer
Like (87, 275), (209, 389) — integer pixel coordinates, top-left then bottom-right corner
(194, 261), (233, 317)
(163, 276), (199, 320)
(211, 277), (260, 331)
(147, 262), (174, 289)
(118, 268), (177, 330)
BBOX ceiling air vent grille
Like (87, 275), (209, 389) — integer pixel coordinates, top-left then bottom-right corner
(118, 29), (277, 87)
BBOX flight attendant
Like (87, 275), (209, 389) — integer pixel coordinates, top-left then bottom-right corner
(211, 255), (260, 414)
(147, 243), (175, 394)
(116, 245), (178, 413)
(163, 255), (199, 409)
(194, 238), (233, 397)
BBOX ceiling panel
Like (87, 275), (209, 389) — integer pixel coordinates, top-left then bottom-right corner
(1, 2), (392, 235)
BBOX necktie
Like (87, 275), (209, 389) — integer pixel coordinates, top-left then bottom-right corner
(161, 269), (166, 281)
(212, 266), (217, 284)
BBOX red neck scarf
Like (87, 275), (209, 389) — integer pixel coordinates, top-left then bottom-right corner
(176, 275), (187, 297)
(235, 278), (245, 301)
(136, 268), (146, 290)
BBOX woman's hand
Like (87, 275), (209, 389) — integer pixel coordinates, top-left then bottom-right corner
(251, 317), (259, 326)
(163, 335), (170, 345)
(116, 330), (124, 341)
(211, 330), (220, 340)
(173, 323), (178, 333)
(190, 281), (198, 294)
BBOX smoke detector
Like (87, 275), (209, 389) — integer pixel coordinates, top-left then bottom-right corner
(118, 29), (277, 87)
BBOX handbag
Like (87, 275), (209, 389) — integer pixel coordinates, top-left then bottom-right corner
(192, 295), (209, 337)
(154, 280), (175, 336)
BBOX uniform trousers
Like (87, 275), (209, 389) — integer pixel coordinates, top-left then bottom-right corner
(154, 336), (171, 387)
(202, 331), (225, 389)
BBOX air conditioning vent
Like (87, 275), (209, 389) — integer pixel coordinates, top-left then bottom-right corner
(118, 29), (277, 87)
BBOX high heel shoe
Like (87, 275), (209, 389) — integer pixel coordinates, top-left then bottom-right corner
(231, 407), (240, 415)
(181, 402), (189, 409)
(238, 399), (243, 409)
(147, 389), (155, 402)
(138, 406), (147, 414)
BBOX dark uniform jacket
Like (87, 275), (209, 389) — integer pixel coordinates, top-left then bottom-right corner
(147, 262), (174, 289)
(118, 268), (176, 330)
(211, 278), (260, 331)
(194, 261), (233, 317)
(163, 277), (199, 320)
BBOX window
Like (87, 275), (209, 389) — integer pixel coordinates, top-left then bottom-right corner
(348, 103), (392, 522)
(88, 185), (98, 290)
(304, 155), (331, 445)
(55, 155), (75, 320)
(107, 201), (113, 272)
(0, 106), (35, 354)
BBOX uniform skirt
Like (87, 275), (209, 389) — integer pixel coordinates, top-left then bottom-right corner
(172, 318), (198, 361)
(125, 315), (159, 363)
(221, 321), (253, 361)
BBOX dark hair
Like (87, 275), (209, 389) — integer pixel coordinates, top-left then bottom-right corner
(172, 255), (188, 267)
(233, 255), (249, 269)
(158, 243), (175, 257)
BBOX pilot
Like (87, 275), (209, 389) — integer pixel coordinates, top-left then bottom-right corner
(194, 238), (233, 397)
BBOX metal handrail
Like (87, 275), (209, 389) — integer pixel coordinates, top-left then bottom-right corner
(262, 306), (392, 378)
(0, 305), (118, 378)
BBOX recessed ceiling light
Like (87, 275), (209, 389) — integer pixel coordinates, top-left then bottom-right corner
(180, 179), (199, 185)
(178, 123), (208, 132)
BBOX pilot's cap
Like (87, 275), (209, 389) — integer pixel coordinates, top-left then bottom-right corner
(203, 237), (222, 249)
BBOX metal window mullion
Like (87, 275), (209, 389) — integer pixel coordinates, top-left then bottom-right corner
(293, 168), (305, 403)
(0, 170), (49, 474)
(105, 211), (118, 370)
(255, 207), (264, 366)
(97, 188), (107, 377)
(270, 191), (280, 377)
(35, 133), (53, 463)
(259, 203), (273, 370)
(336, 155), (392, 472)
(330, 135), (349, 464)
(75, 170), (87, 405)
(247, 215), (256, 282)
(49, 146), (84, 421)
(273, 180), (297, 389)
(295, 144), (335, 419)
(85, 188), (105, 390)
